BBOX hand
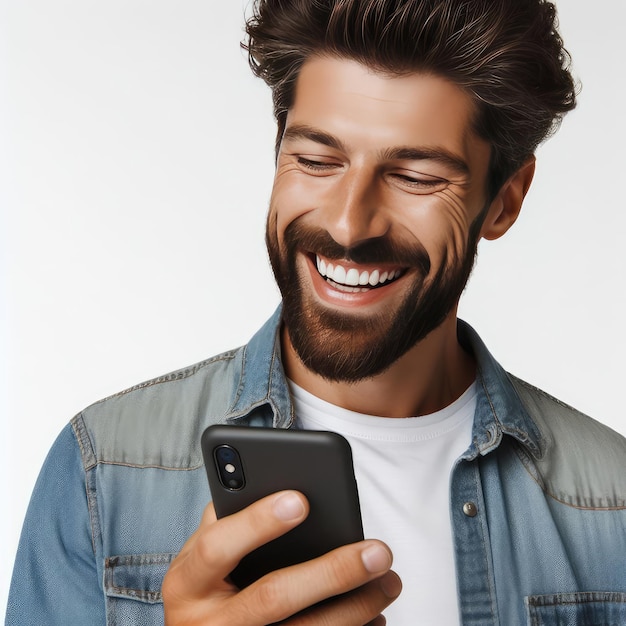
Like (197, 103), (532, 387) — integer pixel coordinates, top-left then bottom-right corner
(162, 490), (401, 625)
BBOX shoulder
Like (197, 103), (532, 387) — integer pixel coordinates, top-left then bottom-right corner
(509, 374), (626, 509)
(72, 346), (246, 471)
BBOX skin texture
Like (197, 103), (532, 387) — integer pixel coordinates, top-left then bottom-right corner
(162, 492), (401, 625)
(162, 57), (535, 624)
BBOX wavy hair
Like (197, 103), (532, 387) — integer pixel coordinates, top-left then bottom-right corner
(244, 0), (577, 198)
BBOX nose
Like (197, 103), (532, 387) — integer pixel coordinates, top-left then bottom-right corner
(321, 165), (390, 248)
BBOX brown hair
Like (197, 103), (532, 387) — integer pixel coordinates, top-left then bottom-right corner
(244, 0), (577, 198)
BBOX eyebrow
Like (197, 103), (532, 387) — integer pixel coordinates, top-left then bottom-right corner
(282, 124), (346, 151)
(381, 147), (470, 176)
(282, 124), (470, 176)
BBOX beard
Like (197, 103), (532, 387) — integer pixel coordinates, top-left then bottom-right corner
(266, 210), (486, 382)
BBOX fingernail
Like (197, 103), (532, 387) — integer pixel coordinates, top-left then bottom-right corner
(273, 492), (305, 522)
(379, 571), (402, 598)
(361, 544), (392, 574)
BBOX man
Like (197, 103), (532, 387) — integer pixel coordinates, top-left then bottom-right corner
(7, 0), (626, 624)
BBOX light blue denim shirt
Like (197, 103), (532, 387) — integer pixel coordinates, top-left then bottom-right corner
(7, 308), (626, 625)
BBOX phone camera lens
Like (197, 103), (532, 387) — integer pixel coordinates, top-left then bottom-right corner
(214, 445), (245, 491)
(218, 447), (235, 462)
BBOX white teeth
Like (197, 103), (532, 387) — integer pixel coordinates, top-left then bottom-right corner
(345, 268), (360, 286)
(315, 256), (402, 288)
(333, 265), (346, 284)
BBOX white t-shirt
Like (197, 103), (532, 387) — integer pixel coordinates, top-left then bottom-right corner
(290, 381), (476, 625)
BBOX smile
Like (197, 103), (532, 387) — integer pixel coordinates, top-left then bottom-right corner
(315, 255), (405, 292)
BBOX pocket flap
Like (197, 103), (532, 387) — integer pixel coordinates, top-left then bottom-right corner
(104, 554), (176, 604)
(527, 592), (626, 625)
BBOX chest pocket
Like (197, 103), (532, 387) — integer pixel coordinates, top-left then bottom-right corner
(526, 592), (626, 625)
(104, 554), (175, 625)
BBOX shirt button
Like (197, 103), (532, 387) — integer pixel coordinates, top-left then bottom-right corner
(463, 502), (478, 517)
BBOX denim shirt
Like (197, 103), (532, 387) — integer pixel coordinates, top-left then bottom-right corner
(7, 308), (626, 625)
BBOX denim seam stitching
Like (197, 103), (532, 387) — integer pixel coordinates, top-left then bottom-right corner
(104, 554), (177, 603)
(527, 591), (626, 606)
(512, 377), (581, 413)
(93, 461), (205, 471)
(472, 462), (499, 625)
(71, 412), (98, 471)
(70, 415), (102, 555)
(92, 352), (238, 405)
(512, 443), (626, 511)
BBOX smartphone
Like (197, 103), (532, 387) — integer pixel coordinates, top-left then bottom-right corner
(201, 424), (364, 588)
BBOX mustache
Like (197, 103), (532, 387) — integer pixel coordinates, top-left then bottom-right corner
(283, 221), (431, 275)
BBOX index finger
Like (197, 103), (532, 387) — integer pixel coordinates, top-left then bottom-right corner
(175, 490), (309, 598)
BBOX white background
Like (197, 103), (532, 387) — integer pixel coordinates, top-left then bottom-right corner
(1, 0), (625, 615)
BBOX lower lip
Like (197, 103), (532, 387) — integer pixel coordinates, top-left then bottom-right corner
(303, 255), (406, 309)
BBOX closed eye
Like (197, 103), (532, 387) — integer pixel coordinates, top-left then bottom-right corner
(297, 156), (339, 171)
(388, 172), (449, 193)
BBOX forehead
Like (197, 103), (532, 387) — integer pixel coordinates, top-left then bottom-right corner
(286, 56), (488, 166)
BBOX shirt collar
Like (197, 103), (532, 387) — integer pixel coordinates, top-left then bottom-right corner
(225, 306), (294, 428)
(225, 308), (544, 459)
(457, 320), (543, 460)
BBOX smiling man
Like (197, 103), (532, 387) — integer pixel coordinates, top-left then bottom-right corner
(7, 1), (626, 625)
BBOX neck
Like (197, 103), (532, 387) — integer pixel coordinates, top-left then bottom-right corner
(282, 311), (476, 418)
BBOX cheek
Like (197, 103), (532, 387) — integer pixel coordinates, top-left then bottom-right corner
(398, 193), (474, 265)
(269, 168), (320, 237)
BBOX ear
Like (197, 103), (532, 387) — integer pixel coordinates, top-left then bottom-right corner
(480, 156), (536, 241)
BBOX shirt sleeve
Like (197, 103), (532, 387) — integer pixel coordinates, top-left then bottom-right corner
(5, 423), (105, 625)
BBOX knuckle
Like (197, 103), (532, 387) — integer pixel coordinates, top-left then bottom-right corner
(214, 601), (258, 626)
(253, 571), (285, 614)
(324, 549), (362, 587)
(196, 530), (229, 570)
(348, 588), (380, 620)
(290, 608), (337, 626)
(243, 502), (270, 533)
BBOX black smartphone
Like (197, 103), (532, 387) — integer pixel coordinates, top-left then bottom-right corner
(201, 425), (364, 588)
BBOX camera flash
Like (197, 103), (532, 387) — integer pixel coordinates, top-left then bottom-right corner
(225, 463), (236, 474)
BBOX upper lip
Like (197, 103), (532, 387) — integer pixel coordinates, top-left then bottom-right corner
(315, 254), (405, 287)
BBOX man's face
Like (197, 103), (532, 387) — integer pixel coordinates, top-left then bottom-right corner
(266, 57), (493, 382)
